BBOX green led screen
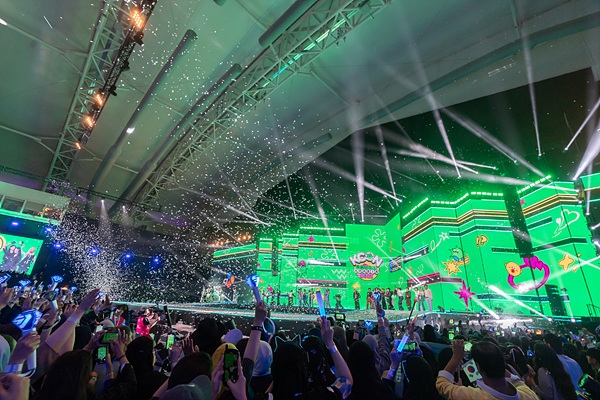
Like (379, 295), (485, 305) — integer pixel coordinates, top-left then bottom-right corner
(520, 182), (600, 317)
(213, 179), (600, 316)
(0, 233), (44, 275)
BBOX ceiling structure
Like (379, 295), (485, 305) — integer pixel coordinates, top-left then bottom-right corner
(1, 0), (600, 235)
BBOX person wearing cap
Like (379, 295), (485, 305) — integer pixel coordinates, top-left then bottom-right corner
(586, 347), (600, 381)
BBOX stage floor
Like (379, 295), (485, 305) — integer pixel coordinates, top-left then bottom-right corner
(125, 301), (558, 330)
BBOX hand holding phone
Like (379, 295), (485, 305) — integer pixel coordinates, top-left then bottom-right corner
(223, 345), (239, 384)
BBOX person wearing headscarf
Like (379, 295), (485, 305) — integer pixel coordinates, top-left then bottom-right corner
(347, 340), (395, 400)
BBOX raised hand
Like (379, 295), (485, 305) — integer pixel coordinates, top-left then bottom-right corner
(0, 373), (30, 400)
(181, 337), (199, 356)
(320, 316), (334, 347)
(8, 331), (40, 365)
(253, 301), (267, 326)
(0, 287), (14, 310)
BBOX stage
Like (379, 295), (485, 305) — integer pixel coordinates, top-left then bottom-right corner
(125, 301), (570, 333)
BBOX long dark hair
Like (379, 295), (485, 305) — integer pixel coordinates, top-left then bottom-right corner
(34, 350), (93, 400)
(533, 343), (577, 400)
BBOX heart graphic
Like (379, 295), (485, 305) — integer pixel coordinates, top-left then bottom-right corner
(553, 209), (580, 236)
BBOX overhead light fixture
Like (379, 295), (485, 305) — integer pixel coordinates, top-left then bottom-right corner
(122, 60), (130, 71)
(84, 115), (95, 128)
(75, 142), (82, 150)
(108, 85), (118, 97)
(0, 18), (7, 26)
(133, 31), (144, 46)
(131, 9), (145, 30)
(94, 93), (104, 106)
(126, 127), (135, 134)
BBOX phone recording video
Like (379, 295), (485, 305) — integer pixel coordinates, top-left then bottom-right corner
(96, 346), (107, 363)
(165, 334), (175, 350)
(403, 341), (418, 352)
(100, 328), (119, 344)
(223, 346), (239, 384)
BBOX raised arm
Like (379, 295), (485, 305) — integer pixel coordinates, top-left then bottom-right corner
(321, 316), (353, 387)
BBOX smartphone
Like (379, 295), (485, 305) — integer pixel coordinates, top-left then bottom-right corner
(165, 334), (175, 350)
(96, 346), (107, 363)
(334, 313), (346, 321)
(403, 341), (417, 352)
(223, 345), (239, 383)
(101, 329), (119, 344)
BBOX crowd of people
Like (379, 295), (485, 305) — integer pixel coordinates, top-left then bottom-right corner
(0, 279), (598, 400)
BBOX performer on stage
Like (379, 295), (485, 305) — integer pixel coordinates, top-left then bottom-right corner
(424, 284), (433, 311)
(353, 288), (360, 310)
(334, 292), (343, 309)
(366, 288), (373, 309)
(396, 287), (404, 310)
(386, 287), (394, 310)
(416, 286), (425, 311)
(404, 285), (412, 310)
(324, 288), (331, 308)
(288, 289), (294, 306)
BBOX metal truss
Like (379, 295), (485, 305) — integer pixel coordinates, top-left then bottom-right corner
(44, 0), (157, 191)
(132, 0), (393, 224)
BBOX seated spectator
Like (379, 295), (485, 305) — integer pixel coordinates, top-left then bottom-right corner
(347, 340), (395, 400)
(250, 341), (273, 395)
(167, 350), (213, 389)
(33, 348), (136, 400)
(269, 317), (353, 399)
(401, 355), (444, 400)
(125, 336), (167, 400)
(529, 343), (577, 400)
(436, 339), (538, 400)
(586, 348), (600, 381)
(544, 333), (583, 391)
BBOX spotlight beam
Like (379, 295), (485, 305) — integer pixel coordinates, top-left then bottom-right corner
(351, 132), (365, 222)
(573, 121), (600, 180)
(313, 158), (403, 202)
(565, 96), (600, 151)
(441, 108), (545, 177)
(375, 126), (399, 205)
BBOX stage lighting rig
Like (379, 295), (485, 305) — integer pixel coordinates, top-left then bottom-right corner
(78, 0), (157, 146)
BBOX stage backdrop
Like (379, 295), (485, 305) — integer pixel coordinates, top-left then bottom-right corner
(214, 178), (600, 318)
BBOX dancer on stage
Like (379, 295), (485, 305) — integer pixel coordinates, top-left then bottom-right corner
(353, 288), (360, 310)
(366, 287), (373, 309)
(424, 284), (433, 311)
(404, 284), (412, 309)
(396, 286), (404, 310)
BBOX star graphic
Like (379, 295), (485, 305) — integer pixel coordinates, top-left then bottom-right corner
(558, 253), (574, 271)
(439, 232), (449, 240)
(454, 280), (475, 308)
(443, 261), (462, 275)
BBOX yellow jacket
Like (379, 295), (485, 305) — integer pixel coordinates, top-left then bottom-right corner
(436, 371), (538, 400)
